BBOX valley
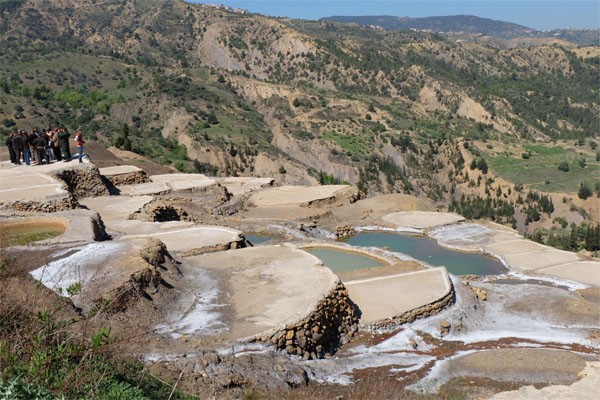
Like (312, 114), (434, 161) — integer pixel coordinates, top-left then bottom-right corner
(0, 0), (598, 398)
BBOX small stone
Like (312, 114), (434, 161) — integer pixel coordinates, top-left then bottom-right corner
(408, 338), (418, 349)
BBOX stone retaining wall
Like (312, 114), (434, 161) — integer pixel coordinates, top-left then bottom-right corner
(181, 239), (248, 257)
(4, 197), (79, 212)
(52, 165), (110, 199)
(366, 280), (455, 330)
(129, 200), (196, 223)
(104, 170), (150, 186)
(259, 282), (359, 360)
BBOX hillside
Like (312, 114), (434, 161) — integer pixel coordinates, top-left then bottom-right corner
(320, 15), (600, 46)
(1, 0), (598, 233)
(321, 14), (535, 37)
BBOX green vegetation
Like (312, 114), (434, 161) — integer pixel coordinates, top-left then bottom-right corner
(449, 195), (515, 224)
(0, 226), (64, 247)
(528, 223), (600, 253)
(487, 143), (600, 193)
(322, 131), (373, 160)
(578, 182), (593, 200)
(0, 303), (193, 400)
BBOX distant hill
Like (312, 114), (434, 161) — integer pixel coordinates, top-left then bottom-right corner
(0, 0), (598, 195)
(320, 15), (536, 38)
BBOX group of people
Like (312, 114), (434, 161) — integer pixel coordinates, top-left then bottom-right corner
(4, 126), (85, 166)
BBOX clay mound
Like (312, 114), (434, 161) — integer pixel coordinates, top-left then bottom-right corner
(31, 238), (180, 314)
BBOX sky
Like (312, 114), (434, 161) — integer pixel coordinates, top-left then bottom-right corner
(188, 1), (600, 30)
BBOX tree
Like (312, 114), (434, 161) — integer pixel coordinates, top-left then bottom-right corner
(278, 165), (287, 174)
(207, 112), (219, 125)
(477, 158), (488, 174)
(578, 182), (592, 200)
(114, 123), (132, 151)
(558, 161), (569, 172)
(0, 77), (9, 94)
(2, 118), (15, 127)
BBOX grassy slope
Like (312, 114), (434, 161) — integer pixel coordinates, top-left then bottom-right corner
(487, 141), (599, 193)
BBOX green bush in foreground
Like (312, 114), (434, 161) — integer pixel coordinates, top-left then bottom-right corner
(0, 303), (193, 400)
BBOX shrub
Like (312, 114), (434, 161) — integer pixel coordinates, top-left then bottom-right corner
(477, 157), (488, 174)
(2, 118), (15, 127)
(578, 182), (592, 200)
(558, 161), (569, 172)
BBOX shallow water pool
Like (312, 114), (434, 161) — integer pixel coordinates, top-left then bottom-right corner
(245, 234), (276, 245)
(305, 247), (383, 273)
(345, 232), (507, 275)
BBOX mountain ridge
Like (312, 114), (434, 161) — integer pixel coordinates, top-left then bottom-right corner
(320, 14), (535, 38)
(319, 14), (599, 45)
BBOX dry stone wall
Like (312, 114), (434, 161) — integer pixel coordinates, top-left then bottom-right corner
(4, 197), (79, 212)
(104, 170), (150, 186)
(129, 199), (196, 223)
(52, 165), (110, 199)
(260, 282), (359, 360)
(367, 281), (455, 330)
(181, 239), (248, 257)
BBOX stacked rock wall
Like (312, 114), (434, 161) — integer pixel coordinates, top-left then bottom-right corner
(367, 281), (455, 330)
(52, 165), (110, 199)
(263, 282), (359, 360)
(5, 197), (79, 212)
(104, 170), (150, 186)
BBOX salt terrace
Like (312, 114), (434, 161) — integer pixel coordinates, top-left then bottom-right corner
(1, 158), (598, 397)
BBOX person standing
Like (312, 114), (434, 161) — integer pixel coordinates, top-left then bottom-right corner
(19, 130), (31, 166)
(43, 129), (54, 162)
(74, 130), (85, 163)
(12, 130), (22, 164)
(58, 127), (71, 162)
(29, 128), (40, 164)
(51, 128), (62, 161)
(5, 132), (16, 164)
(33, 133), (47, 165)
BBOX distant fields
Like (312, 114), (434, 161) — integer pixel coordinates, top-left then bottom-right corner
(486, 143), (600, 193)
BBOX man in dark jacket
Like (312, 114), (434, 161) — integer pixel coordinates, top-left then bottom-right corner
(58, 127), (71, 162)
(19, 130), (31, 166)
(5, 132), (16, 164)
(11, 131), (22, 164)
(29, 129), (39, 164)
(32, 134), (48, 165)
